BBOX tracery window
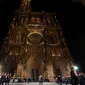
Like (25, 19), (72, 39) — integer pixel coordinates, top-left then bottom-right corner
(16, 34), (21, 41)
(24, 17), (28, 24)
(31, 17), (35, 23)
(49, 35), (54, 44)
(36, 17), (40, 23)
(49, 34), (56, 44)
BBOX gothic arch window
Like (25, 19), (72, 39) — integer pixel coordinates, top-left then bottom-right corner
(49, 34), (56, 44)
(24, 17), (28, 24)
(16, 34), (21, 41)
(49, 34), (54, 44)
(36, 17), (40, 23)
(31, 17), (35, 23)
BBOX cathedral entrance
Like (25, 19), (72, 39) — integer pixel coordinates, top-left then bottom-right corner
(32, 69), (39, 81)
(55, 69), (61, 77)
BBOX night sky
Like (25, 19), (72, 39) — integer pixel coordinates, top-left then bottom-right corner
(0, 0), (85, 72)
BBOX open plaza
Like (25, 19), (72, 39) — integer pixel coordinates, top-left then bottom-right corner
(9, 82), (71, 85)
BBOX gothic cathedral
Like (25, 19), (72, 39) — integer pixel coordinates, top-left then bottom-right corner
(0, 0), (73, 81)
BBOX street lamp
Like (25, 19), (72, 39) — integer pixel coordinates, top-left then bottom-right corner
(73, 66), (78, 70)
(73, 66), (79, 76)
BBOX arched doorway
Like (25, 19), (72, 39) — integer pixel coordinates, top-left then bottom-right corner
(25, 56), (44, 81)
(32, 68), (39, 81)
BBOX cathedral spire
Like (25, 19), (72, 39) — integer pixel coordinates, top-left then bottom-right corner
(22, 0), (31, 6)
(20, 0), (32, 12)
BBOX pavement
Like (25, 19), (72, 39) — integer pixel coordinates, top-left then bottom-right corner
(9, 82), (71, 85)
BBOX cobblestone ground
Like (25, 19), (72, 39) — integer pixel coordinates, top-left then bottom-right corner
(9, 82), (71, 85)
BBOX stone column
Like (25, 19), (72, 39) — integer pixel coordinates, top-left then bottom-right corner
(46, 63), (55, 82)
(17, 63), (24, 78)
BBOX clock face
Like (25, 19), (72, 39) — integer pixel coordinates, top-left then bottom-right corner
(28, 32), (43, 44)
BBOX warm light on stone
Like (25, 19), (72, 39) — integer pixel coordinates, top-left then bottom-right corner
(0, 0), (73, 81)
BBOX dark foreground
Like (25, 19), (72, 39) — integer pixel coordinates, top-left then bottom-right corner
(9, 82), (71, 85)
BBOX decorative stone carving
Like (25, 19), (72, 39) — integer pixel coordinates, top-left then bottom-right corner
(1, 0), (73, 80)
(28, 32), (43, 44)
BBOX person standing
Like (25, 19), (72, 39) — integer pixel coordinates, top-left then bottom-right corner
(65, 77), (69, 85)
(57, 74), (62, 85)
(70, 67), (78, 85)
(6, 73), (10, 85)
(0, 72), (2, 85)
(39, 75), (43, 84)
(1, 72), (6, 85)
(79, 73), (85, 85)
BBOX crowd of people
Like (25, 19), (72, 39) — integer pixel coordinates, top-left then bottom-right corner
(0, 67), (85, 85)
(56, 67), (85, 85)
(0, 72), (11, 85)
(70, 67), (85, 85)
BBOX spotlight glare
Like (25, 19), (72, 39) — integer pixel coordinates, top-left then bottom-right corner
(73, 66), (78, 70)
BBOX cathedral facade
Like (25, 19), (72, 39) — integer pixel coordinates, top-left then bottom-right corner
(0, 0), (72, 81)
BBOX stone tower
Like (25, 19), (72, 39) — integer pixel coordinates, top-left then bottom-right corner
(0, 0), (72, 81)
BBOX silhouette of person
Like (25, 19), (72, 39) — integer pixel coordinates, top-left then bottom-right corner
(70, 67), (78, 85)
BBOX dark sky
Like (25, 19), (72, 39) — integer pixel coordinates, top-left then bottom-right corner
(0, 0), (85, 72)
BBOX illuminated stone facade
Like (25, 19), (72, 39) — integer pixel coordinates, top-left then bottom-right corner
(0, 0), (72, 81)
